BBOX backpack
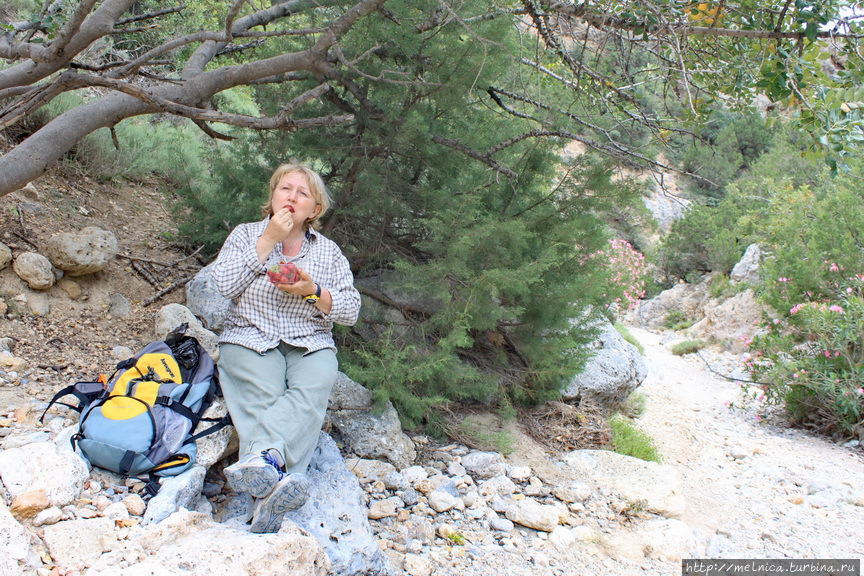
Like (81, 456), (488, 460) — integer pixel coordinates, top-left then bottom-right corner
(42, 324), (231, 494)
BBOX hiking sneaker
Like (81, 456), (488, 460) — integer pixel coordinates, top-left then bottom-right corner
(250, 473), (311, 534)
(224, 449), (284, 499)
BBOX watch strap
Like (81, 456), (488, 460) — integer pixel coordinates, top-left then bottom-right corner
(304, 283), (321, 304)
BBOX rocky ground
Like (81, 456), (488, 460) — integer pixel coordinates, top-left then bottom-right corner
(1, 174), (863, 575)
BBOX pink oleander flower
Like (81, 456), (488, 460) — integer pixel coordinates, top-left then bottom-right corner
(829, 305), (844, 313)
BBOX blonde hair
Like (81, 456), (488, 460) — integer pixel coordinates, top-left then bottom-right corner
(260, 163), (332, 230)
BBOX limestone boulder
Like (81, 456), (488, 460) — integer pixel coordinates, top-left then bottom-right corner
(0, 441), (89, 507)
(0, 498), (33, 574)
(285, 433), (394, 576)
(143, 466), (207, 525)
(85, 510), (329, 576)
(12, 252), (54, 290)
(562, 449), (686, 519)
(186, 262), (230, 333)
(45, 226), (118, 276)
(41, 517), (115, 571)
(460, 451), (507, 481)
(155, 303), (220, 362)
(730, 243), (762, 285)
(625, 280), (711, 329)
(505, 498), (563, 532)
(194, 398), (237, 470)
(562, 318), (646, 412)
(327, 372), (416, 469)
(688, 289), (767, 351)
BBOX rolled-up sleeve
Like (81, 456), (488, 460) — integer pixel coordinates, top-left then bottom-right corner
(212, 224), (266, 299)
(324, 248), (361, 327)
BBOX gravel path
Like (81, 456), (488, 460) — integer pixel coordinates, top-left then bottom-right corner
(387, 326), (864, 576)
(630, 327), (864, 562)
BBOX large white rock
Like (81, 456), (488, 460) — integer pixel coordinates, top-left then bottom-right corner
(12, 252), (54, 290)
(45, 226), (118, 276)
(460, 451), (507, 480)
(625, 281), (711, 329)
(327, 372), (416, 469)
(144, 466), (206, 525)
(730, 243), (761, 285)
(85, 510), (329, 576)
(185, 262), (230, 333)
(562, 318), (646, 411)
(193, 399), (237, 470)
(0, 441), (89, 507)
(41, 517), (115, 571)
(687, 289), (767, 352)
(0, 498), (32, 574)
(641, 518), (699, 562)
(345, 458), (399, 484)
(504, 498), (561, 532)
(562, 449), (686, 519)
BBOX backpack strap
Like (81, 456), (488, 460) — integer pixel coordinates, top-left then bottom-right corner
(119, 450), (138, 476)
(155, 396), (200, 425)
(39, 381), (106, 424)
(186, 414), (233, 443)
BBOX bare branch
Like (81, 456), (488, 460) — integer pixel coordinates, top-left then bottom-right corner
(115, 5), (186, 26)
(430, 134), (519, 179)
(68, 74), (352, 131)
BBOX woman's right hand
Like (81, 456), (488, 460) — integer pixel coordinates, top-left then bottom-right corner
(263, 206), (295, 242)
(257, 206), (295, 263)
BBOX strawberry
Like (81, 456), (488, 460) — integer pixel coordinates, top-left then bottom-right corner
(267, 261), (301, 284)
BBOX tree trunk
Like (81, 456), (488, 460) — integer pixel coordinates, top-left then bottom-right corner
(0, 92), (156, 195)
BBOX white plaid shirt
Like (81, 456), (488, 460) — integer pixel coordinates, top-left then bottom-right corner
(212, 218), (361, 354)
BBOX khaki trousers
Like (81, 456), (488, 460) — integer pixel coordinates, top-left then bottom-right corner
(218, 342), (337, 474)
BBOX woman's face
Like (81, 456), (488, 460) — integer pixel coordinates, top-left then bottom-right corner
(271, 171), (320, 226)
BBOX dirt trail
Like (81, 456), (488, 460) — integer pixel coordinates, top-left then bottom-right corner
(629, 327), (864, 559)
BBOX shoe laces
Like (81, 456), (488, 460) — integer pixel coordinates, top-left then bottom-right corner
(261, 450), (286, 479)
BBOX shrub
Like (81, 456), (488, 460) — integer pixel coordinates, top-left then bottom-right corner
(747, 273), (864, 437)
(662, 310), (695, 331)
(608, 415), (661, 462)
(670, 340), (706, 355)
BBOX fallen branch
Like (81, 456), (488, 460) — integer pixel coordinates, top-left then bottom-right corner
(355, 284), (435, 320)
(142, 274), (194, 307)
(131, 260), (161, 287)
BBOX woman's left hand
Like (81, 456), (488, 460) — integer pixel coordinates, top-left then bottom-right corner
(274, 267), (316, 296)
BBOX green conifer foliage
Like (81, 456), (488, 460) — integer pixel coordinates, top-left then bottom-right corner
(176, 2), (643, 426)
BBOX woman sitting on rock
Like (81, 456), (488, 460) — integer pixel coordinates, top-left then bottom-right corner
(212, 163), (361, 533)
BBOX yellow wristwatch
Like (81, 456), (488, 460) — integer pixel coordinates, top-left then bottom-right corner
(304, 284), (321, 304)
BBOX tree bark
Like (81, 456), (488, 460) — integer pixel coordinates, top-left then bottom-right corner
(0, 0), (388, 197)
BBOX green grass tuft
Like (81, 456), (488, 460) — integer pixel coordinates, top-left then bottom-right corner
(608, 414), (661, 462)
(670, 339), (706, 355)
(614, 322), (644, 355)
